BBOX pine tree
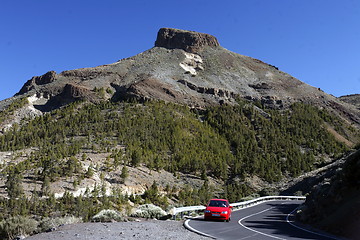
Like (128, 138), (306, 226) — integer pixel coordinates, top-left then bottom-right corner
(5, 168), (24, 199)
(41, 176), (51, 196)
(120, 165), (129, 181)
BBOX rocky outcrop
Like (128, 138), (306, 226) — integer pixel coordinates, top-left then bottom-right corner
(60, 84), (95, 100)
(155, 28), (220, 53)
(60, 69), (114, 81)
(17, 71), (57, 95)
(299, 149), (360, 238)
(339, 94), (360, 110)
(34, 84), (99, 111)
(32, 71), (57, 85)
(114, 78), (183, 103)
(177, 79), (236, 99)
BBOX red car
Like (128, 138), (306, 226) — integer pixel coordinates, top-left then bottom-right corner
(204, 198), (232, 222)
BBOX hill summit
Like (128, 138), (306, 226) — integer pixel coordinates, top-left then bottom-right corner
(2, 27), (359, 128)
(155, 28), (220, 53)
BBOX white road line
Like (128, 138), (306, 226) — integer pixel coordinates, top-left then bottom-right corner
(238, 205), (287, 240)
(183, 219), (217, 239)
(238, 201), (342, 240)
(286, 207), (342, 240)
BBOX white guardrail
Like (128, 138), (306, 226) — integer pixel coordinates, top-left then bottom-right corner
(173, 195), (306, 219)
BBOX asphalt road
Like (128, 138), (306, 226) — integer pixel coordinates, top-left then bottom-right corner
(187, 200), (341, 240)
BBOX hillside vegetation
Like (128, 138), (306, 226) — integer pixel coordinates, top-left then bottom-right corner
(0, 98), (354, 225)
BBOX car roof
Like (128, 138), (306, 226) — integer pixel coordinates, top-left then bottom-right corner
(209, 198), (228, 201)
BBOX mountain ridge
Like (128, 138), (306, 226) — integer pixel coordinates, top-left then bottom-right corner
(3, 28), (358, 131)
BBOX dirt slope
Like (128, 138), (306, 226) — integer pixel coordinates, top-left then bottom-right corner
(25, 220), (208, 240)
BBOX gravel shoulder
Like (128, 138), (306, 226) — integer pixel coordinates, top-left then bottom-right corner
(25, 219), (209, 240)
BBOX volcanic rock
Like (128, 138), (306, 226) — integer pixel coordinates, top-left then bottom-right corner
(60, 84), (95, 100)
(155, 28), (220, 53)
(339, 94), (360, 110)
(18, 71), (57, 95)
(300, 149), (360, 238)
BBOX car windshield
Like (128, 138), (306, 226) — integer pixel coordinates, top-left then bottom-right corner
(208, 200), (227, 207)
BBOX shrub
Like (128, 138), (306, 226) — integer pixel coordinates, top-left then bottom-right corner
(130, 204), (167, 219)
(92, 209), (124, 222)
(0, 216), (38, 240)
(39, 216), (82, 232)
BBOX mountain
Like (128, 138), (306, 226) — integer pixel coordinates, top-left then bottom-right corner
(3, 28), (359, 127)
(0, 28), (359, 238)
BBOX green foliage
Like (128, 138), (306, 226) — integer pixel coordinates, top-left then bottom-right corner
(85, 165), (94, 178)
(0, 98), (353, 222)
(142, 181), (168, 208)
(204, 102), (348, 180)
(0, 97), (28, 125)
(5, 167), (24, 199)
(0, 213), (81, 239)
(39, 216), (82, 232)
(0, 100), (233, 180)
(176, 181), (216, 206)
(0, 216), (38, 240)
(223, 183), (251, 203)
(41, 176), (51, 196)
(120, 165), (128, 181)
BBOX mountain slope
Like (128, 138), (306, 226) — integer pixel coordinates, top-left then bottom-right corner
(339, 94), (360, 110)
(6, 28), (359, 128)
(0, 28), (359, 239)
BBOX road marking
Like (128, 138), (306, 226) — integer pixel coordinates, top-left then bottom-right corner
(238, 201), (342, 240)
(183, 219), (217, 239)
(286, 207), (341, 240)
(237, 233), (262, 240)
(238, 206), (287, 240)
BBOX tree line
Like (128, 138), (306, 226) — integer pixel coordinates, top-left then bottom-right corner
(0, 98), (351, 221)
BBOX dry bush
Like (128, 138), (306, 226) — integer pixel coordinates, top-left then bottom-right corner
(130, 204), (167, 219)
(0, 216), (38, 240)
(92, 209), (124, 222)
(39, 216), (82, 232)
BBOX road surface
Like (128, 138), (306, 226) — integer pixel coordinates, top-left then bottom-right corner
(187, 200), (341, 240)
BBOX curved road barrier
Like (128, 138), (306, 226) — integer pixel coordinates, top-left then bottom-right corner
(173, 195), (305, 219)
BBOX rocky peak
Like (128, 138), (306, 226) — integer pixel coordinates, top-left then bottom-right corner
(339, 94), (360, 110)
(154, 28), (220, 53)
(17, 71), (57, 95)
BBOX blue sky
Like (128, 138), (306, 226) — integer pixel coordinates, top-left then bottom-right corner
(1, 0), (359, 101)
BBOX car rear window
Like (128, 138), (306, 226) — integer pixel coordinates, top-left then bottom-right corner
(209, 200), (228, 207)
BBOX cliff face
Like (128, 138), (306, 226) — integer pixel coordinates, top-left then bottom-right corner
(155, 28), (220, 53)
(300, 149), (360, 238)
(18, 71), (57, 95)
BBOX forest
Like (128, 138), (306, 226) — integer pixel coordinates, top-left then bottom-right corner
(0, 97), (353, 223)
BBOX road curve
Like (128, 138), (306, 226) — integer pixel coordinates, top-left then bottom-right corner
(186, 200), (341, 240)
